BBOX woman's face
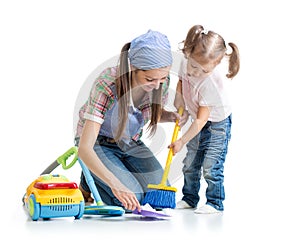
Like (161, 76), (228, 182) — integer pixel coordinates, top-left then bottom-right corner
(131, 66), (171, 92)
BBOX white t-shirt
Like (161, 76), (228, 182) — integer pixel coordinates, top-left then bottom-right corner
(179, 57), (232, 122)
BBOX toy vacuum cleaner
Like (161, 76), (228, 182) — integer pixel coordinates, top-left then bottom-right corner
(23, 173), (85, 221)
(23, 147), (124, 220)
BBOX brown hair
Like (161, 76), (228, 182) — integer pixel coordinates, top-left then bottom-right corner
(115, 43), (163, 141)
(181, 25), (240, 78)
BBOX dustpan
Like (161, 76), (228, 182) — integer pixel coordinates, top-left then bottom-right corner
(132, 204), (171, 219)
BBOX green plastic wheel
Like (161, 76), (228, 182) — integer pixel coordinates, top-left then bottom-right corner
(28, 194), (40, 221)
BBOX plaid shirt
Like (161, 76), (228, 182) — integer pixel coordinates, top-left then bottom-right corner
(75, 66), (170, 141)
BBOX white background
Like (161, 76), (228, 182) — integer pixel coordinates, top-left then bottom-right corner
(1, 0), (299, 238)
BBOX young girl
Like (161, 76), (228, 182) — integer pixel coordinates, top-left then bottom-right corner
(170, 25), (240, 213)
(75, 30), (182, 212)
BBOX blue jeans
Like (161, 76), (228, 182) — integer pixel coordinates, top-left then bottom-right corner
(79, 136), (164, 207)
(181, 114), (232, 211)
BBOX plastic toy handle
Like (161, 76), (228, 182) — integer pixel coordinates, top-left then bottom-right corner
(56, 147), (105, 205)
(57, 146), (78, 170)
(77, 158), (104, 206)
(160, 107), (184, 185)
(172, 107), (184, 142)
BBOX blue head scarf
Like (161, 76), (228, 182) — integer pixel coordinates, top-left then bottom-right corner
(128, 30), (173, 70)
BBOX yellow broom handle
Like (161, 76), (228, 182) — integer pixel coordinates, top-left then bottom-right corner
(160, 107), (184, 185)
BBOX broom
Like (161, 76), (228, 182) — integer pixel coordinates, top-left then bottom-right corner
(142, 107), (184, 209)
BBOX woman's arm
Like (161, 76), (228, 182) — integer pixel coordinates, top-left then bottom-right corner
(160, 79), (189, 127)
(78, 119), (141, 211)
(174, 79), (185, 110)
(174, 79), (189, 127)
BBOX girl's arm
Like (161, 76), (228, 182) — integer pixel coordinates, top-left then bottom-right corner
(169, 105), (210, 155)
(78, 119), (141, 211)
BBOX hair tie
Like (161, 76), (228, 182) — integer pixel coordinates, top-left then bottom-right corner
(225, 43), (232, 54)
(200, 29), (209, 35)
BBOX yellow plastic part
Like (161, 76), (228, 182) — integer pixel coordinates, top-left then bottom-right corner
(147, 107), (184, 192)
(147, 184), (177, 192)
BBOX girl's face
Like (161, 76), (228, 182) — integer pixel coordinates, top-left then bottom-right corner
(131, 66), (170, 92)
(186, 55), (216, 80)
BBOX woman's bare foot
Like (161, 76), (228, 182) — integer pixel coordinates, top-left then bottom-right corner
(79, 185), (94, 206)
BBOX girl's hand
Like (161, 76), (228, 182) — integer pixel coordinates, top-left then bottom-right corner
(111, 184), (141, 212)
(168, 138), (184, 156)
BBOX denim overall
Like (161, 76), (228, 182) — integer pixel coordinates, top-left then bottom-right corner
(79, 94), (164, 206)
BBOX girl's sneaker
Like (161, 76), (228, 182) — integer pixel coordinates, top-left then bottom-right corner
(176, 200), (193, 209)
(194, 204), (222, 214)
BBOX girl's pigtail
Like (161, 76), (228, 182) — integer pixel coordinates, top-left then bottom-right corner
(226, 42), (240, 79)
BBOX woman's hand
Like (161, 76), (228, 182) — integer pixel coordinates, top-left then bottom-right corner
(161, 109), (189, 128)
(178, 109), (189, 128)
(111, 183), (141, 212)
(170, 109), (189, 128)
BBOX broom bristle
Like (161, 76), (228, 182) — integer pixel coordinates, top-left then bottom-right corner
(142, 189), (176, 209)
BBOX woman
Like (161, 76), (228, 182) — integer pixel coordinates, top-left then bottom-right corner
(75, 30), (184, 212)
